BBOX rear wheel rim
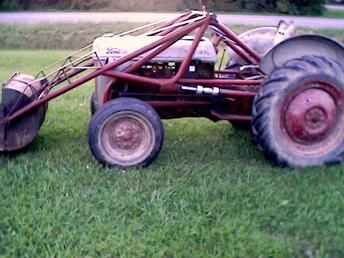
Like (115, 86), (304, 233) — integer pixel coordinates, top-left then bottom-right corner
(100, 111), (155, 167)
(280, 81), (344, 156)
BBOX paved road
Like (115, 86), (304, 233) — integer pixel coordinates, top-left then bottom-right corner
(326, 4), (344, 11)
(0, 12), (343, 29)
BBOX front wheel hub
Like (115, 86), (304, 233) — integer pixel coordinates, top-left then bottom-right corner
(285, 88), (337, 144)
(100, 112), (155, 166)
(112, 118), (144, 151)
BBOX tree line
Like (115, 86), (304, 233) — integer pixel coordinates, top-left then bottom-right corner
(0, 0), (325, 15)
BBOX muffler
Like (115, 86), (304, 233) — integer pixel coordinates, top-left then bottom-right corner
(0, 73), (47, 152)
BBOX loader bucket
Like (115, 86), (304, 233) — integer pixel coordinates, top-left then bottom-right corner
(0, 74), (47, 152)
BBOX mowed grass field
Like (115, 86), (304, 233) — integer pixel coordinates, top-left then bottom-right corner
(0, 29), (344, 257)
(324, 9), (344, 19)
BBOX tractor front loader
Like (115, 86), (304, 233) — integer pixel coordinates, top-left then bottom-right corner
(1, 10), (344, 169)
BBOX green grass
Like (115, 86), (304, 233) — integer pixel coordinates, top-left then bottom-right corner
(0, 23), (343, 50)
(299, 27), (344, 45)
(0, 23), (145, 50)
(1, 50), (344, 258)
(324, 9), (344, 18)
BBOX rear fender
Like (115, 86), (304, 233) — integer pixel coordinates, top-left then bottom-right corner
(260, 35), (344, 75)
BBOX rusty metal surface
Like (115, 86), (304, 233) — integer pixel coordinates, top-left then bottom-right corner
(3, 12), (262, 125)
(285, 87), (336, 144)
(0, 105), (46, 152)
(211, 111), (252, 122)
(212, 20), (261, 64)
(0, 74), (47, 151)
(279, 80), (344, 156)
(3, 15), (209, 124)
(100, 111), (155, 166)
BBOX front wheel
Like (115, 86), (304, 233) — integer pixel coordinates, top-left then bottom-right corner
(88, 98), (164, 169)
(252, 55), (344, 168)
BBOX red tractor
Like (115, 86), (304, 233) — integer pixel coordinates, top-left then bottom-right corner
(1, 9), (344, 169)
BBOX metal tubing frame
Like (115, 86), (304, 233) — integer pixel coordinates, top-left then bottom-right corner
(146, 11), (193, 35)
(100, 38), (183, 103)
(102, 15), (207, 104)
(212, 19), (261, 63)
(2, 12), (264, 124)
(4, 16), (207, 123)
(148, 100), (211, 108)
(149, 12), (203, 36)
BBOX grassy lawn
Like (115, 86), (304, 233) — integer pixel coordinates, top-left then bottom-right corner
(324, 9), (344, 18)
(0, 23), (343, 50)
(1, 20), (344, 256)
(0, 23), (143, 50)
(1, 48), (344, 257)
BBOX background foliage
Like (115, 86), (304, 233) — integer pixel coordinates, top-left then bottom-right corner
(0, 0), (326, 15)
(178, 0), (325, 15)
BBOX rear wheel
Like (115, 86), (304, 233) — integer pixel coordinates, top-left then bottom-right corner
(252, 55), (344, 168)
(88, 97), (164, 169)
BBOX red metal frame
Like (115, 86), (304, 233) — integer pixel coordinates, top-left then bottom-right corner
(2, 11), (265, 124)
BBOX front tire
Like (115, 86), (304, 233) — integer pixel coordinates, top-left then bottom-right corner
(88, 98), (164, 169)
(252, 55), (344, 168)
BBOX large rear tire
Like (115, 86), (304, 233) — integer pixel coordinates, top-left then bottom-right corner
(252, 55), (344, 168)
(88, 97), (164, 169)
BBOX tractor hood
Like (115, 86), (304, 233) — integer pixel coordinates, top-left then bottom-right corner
(92, 35), (217, 63)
